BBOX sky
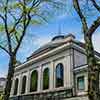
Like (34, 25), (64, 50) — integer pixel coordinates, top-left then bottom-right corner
(0, 1), (100, 78)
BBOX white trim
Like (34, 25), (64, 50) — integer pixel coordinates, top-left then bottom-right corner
(73, 65), (88, 72)
(15, 42), (71, 70)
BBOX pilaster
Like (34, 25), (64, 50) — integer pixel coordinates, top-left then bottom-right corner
(17, 74), (22, 95)
(38, 65), (42, 91)
(50, 61), (54, 89)
(26, 70), (31, 93)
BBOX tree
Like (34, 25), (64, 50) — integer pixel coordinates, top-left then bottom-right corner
(0, 0), (65, 100)
(73, 0), (100, 100)
(0, 94), (3, 100)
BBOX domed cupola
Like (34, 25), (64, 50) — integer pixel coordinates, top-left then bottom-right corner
(52, 35), (65, 41)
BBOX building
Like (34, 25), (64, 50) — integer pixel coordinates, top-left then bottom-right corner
(10, 34), (100, 100)
(0, 77), (6, 95)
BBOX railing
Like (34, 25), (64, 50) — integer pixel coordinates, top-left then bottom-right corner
(9, 88), (73, 100)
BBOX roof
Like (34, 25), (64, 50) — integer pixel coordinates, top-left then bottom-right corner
(28, 41), (68, 60)
(0, 77), (6, 81)
(27, 34), (75, 60)
(27, 34), (100, 60)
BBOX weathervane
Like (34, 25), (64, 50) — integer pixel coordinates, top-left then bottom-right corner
(57, 24), (62, 35)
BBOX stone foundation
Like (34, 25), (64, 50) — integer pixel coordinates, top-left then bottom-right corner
(64, 96), (88, 100)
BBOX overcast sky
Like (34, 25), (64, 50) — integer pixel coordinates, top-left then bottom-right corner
(0, 2), (100, 77)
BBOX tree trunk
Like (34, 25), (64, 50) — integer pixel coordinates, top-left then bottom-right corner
(84, 34), (99, 100)
(4, 55), (16, 100)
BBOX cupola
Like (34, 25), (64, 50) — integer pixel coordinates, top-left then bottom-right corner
(51, 33), (75, 42)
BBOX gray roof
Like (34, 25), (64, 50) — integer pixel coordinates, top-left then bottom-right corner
(28, 41), (67, 60)
(0, 77), (6, 81)
(27, 34), (100, 60)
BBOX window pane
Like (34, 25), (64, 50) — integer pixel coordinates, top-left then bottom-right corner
(30, 70), (38, 92)
(56, 63), (64, 87)
(21, 76), (26, 94)
(14, 78), (19, 95)
(43, 68), (49, 90)
(77, 76), (85, 91)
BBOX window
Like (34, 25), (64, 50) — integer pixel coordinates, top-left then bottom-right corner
(21, 76), (26, 94)
(30, 70), (38, 92)
(43, 68), (49, 90)
(56, 63), (64, 88)
(77, 76), (85, 91)
(14, 78), (19, 95)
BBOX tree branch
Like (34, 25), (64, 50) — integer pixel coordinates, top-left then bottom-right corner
(14, 31), (19, 43)
(90, 0), (100, 13)
(0, 14), (5, 22)
(14, 0), (31, 55)
(9, 14), (23, 33)
(33, 13), (48, 23)
(73, 0), (88, 33)
(14, 15), (31, 55)
(29, 0), (41, 13)
(8, 10), (17, 21)
(96, 61), (100, 71)
(87, 17), (100, 36)
(4, 0), (12, 53)
(13, 0), (41, 55)
(0, 44), (9, 54)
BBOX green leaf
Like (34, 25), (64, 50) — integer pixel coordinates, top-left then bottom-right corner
(0, 24), (4, 32)
(30, 19), (42, 25)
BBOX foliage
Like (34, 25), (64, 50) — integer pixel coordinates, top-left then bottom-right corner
(0, 94), (3, 100)
(0, 0), (66, 55)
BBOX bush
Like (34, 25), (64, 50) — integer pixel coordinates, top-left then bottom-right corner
(0, 95), (3, 100)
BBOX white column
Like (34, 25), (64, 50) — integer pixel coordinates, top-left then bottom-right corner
(70, 50), (74, 87)
(38, 65), (42, 91)
(54, 63), (56, 89)
(50, 61), (54, 90)
(85, 74), (88, 91)
(26, 70), (31, 93)
(64, 56), (67, 87)
(18, 74), (22, 95)
(64, 55), (72, 88)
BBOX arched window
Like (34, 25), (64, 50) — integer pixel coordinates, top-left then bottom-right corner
(56, 63), (64, 88)
(21, 76), (26, 94)
(43, 68), (49, 90)
(30, 70), (38, 92)
(14, 78), (19, 95)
